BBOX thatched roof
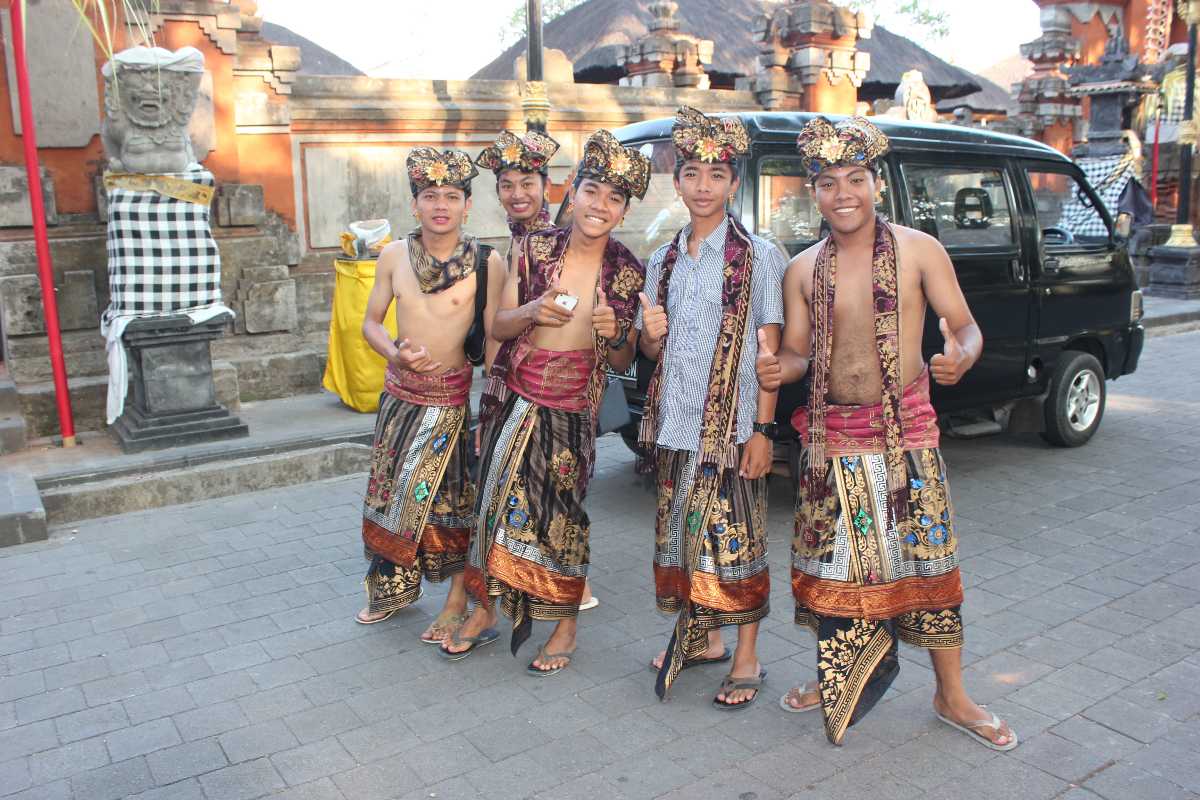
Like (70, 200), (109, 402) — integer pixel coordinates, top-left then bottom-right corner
(472, 0), (993, 102)
(260, 21), (365, 77)
(936, 74), (1019, 115)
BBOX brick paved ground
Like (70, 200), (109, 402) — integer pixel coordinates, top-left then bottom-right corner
(2, 331), (1198, 800)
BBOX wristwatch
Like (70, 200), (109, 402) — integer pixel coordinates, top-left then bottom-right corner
(752, 421), (778, 440)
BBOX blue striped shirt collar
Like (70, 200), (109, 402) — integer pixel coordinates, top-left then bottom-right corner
(682, 215), (730, 258)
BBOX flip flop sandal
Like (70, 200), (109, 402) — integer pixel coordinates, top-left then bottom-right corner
(578, 596), (600, 611)
(646, 646), (732, 673)
(712, 669), (767, 711)
(420, 612), (468, 644)
(526, 644), (575, 677)
(437, 627), (499, 661)
(935, 709), (1019, 752)
(355, 608), (398, 625)
(778, 681), (821, 713)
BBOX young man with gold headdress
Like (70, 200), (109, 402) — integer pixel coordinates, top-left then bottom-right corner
(442, 130), (648, 674)
(756, 116), (1017, 749)
(639, 108), (785, 709)
(356, 147), (505, 646)
(476, 128), (600, 612)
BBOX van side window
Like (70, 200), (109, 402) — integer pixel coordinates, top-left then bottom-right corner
(1025, 169), (1111, 246)
(901, 165), (1015, 249)
(755, 156), (891, 256)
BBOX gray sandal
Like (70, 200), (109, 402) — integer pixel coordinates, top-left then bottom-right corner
(437, 627), (499, 661)
(526, 644), (574, 677)
(935, 709), (1019, 751)
(712, 669), (766, 711)
(779, 681), (821, 714)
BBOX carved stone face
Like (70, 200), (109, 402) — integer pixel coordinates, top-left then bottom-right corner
(106, 66), (201, 129)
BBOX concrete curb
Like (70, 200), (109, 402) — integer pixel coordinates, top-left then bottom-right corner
(0, 470), (46, 546)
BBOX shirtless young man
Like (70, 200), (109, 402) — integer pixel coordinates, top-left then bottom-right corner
(444, 130), (648, 674)
(475, 129), (600, 611)
(356, 147), (504, 646)
(756, 117), (1017, 750)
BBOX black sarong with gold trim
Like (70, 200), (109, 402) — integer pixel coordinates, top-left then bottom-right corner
(361, 364), (475, 615)
(792, 371), (964, 744)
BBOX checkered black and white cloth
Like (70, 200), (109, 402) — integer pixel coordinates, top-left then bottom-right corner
(102, 169), (222, 325)
(1059, 156), (1131, 240)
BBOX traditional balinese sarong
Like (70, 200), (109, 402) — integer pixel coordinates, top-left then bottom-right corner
(792, 369), (964, 744)
(638, 215), (767, 700)
(653, 446), (770, 643)
(361, 363), (475, 615)
(467, 346), (595, 654)
(470, 226), (644, 654)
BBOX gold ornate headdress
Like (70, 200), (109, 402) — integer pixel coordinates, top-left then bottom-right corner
(476, 130), (560, 175)
(406, 147), (478, 194)
(796, 116), (890, 177)
(671, 106), (749, 164)
(578, 130), (651, 201)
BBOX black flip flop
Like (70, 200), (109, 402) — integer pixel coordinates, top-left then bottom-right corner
(438, 627), (499, 661)
(647, 646), (733, 673)
(712, 669), (767, 711)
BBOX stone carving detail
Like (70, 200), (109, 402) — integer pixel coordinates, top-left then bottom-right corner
(886, 70), (937, 122)
(101, 47), (205, 174)
(619, 1), (713, 90)
(745, 1), (871, 109)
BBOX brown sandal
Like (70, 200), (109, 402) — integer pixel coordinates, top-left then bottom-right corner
(712, 669), (766, 710)
(420, 611), (468, 644)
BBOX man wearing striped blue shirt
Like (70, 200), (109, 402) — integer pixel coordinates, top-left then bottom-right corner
(639, 108), (786, 709)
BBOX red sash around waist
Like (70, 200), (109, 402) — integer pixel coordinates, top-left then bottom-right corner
(385, 362), (473, 407)
(791, 368), (939, 457)
(505, 342), (593, 413)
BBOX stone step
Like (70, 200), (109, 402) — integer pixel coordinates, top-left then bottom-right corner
(0, 366), (20, 414)
(0, 415), (27, 454)
(0, 471), (47, 547)
(39, 441), (369, 525)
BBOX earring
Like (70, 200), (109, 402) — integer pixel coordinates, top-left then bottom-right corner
(464, 213), (470, 224)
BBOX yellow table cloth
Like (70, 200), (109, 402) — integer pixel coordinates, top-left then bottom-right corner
(323, 258), (396, 412)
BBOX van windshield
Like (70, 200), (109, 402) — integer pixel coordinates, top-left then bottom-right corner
(755, 156), (891, 256)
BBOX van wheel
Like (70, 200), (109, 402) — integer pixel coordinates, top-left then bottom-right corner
(1041, 351), (1105, 447)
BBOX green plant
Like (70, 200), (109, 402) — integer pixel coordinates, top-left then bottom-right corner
(501, 0), (587, 47)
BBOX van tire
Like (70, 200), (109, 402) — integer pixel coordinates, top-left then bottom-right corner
(1041, 351), (1105, 447)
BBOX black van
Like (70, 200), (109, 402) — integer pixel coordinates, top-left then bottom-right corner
(563, 113), (1145, 452)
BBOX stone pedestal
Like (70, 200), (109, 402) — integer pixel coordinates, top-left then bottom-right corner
(1146, 241), (1200, 299)
(111, 314), (249, 453)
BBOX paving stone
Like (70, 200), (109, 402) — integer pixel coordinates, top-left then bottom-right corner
(198, 758), (286, 800)
(55, 702), (129, 743)
(1084, 761), (1199, 800)
(145, 739), (229, 785)
(173, 700), (249, 741)
(15, 687), (86, 724)
(0, 720), (60, 759)
(283, 701), (362, 745)
(27, 735), (110, 784)
(122, 686), (197, 726)
(269, 738), (357, 786)
(1084, 695), (1175, 744)
(70, 757), (155, 800)
(218, 718), (299, 763)
(104, 718), (182, 762)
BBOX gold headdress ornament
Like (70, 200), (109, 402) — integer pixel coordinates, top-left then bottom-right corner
(671, 106), (750, 164)
(406, 147), (478, 194)
(796, 116), (890, 177)
(578, 129), (651, 201)
(476, 129), (560, 175)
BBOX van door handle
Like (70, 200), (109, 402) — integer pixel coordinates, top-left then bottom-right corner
(1043, 256), (1061, 274)
(1010, 258), (1025, 282)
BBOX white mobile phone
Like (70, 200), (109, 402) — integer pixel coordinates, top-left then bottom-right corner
(554, 294), (579, 311)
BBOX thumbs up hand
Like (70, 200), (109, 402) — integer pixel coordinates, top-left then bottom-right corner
(639, 291), (668, 344)
(930, 318), (967, 386)
(755, 328), (782, 391)
(592, 286), (619, 340)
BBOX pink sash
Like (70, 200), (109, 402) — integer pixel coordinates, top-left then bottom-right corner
(505, 343), (593, 413)
(792, 368), (939, 457)
(385, 362), (473, 407)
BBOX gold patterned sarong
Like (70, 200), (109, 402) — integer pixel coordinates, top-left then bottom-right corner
(361, 365), (474, 615)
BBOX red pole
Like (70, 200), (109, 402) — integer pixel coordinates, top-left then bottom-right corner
(9, 1), (75, 446)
